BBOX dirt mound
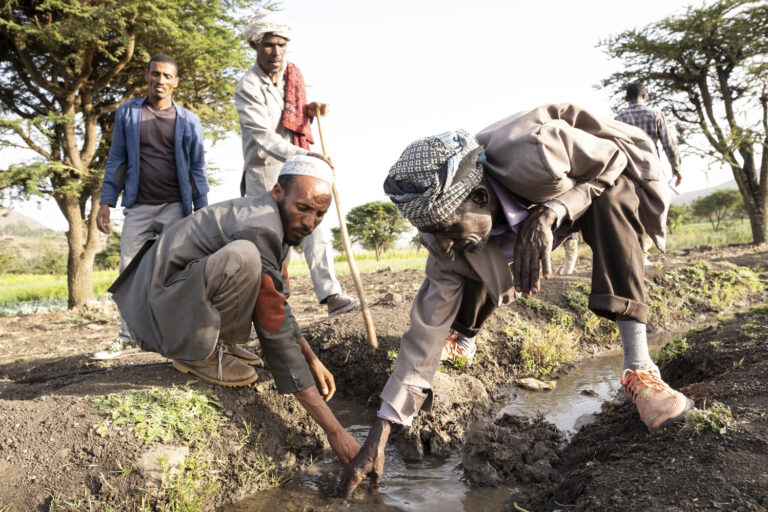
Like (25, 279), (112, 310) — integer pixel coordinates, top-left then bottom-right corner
(391, 372), (492, 460)
(462, 413), (564, 488)
(516, 306), (768, 511)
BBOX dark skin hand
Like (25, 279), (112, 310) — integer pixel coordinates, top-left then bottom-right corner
(513, 205), (558, 297)
(96, 203), (112, 234)
(340, 418), (391, 497)
(293, 337), (360, 463)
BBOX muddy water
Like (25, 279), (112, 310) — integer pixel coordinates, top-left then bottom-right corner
(227, 325), (701, 511)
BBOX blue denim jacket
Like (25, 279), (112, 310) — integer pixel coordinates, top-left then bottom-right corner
(100, 98), (209, 215)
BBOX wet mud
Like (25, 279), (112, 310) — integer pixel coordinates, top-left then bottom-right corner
(0, 244), (767, 510)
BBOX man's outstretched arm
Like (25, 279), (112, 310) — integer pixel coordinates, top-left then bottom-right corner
(340, 418), (391, 497)
(294, 384), (360, 464)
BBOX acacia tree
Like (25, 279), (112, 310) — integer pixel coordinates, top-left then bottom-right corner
(346, 201), (410, 261)
(599, 0), (768, 244)
(0, 0), (255, 307)
(691, 188), (742, 231)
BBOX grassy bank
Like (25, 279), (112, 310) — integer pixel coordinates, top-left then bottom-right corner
(0, 218), (759, 306)
(0, 270), (118, 304)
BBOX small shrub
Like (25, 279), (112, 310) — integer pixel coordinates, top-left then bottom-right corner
(92, 382), (226, 445)
(685, 402), (733, 435)
(654, 336), (690, 366)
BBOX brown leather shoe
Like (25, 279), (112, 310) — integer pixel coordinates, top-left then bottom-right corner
(326, 293), (360, 318)
(172, 344), (258, 387)
(222, 341), (263, 367)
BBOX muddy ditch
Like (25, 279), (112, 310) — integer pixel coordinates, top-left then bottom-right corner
(0, 245), (766, 511)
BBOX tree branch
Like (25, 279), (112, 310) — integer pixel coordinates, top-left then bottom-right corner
(91, 30), (136, 93)
(0, 120), (52, 160)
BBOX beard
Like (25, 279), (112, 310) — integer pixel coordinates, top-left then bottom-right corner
(277, 198), (311, 246)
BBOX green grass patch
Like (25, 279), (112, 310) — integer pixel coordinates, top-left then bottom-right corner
(685, 401), (733, 435)
(648, 261), (764, 325)
(92, 382), (226, 445)
(505, 313), (579, 377)
(153, 451), (220, 512)
(654, 335), (691, 366)
(665, 219), (753, 251)
(0, 270), (118, 304)
(288, 249), (428, 277)
(515, 297), (573, 326)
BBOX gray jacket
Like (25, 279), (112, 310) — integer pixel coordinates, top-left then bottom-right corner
(111, 194), (300, 362)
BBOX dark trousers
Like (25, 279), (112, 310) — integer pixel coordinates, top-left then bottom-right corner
(452, 174), (648, 336)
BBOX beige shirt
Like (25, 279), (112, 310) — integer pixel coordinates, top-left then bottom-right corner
(235, 63), (308, 176)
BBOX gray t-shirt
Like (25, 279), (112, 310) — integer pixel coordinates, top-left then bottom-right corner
(136, 100), (181, 205)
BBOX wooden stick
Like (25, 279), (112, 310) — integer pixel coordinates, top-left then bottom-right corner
(314, 114), (378, 350)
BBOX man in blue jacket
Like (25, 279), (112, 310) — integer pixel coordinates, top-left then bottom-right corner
(93, 54), (214, 360)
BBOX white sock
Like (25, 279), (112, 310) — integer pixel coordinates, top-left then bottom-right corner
(617, 320), (654, 370)
(457, 335), (476, 351)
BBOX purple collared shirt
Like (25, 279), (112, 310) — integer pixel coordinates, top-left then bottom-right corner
(488, 178), (577, 262)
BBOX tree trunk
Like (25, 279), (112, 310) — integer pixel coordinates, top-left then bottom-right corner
(748, 206), (767, 245)
(57, 194), (98, 308)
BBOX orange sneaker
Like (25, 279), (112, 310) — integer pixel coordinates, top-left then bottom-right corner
(440, 333), (477, 364)
(621, 368), (693, 432)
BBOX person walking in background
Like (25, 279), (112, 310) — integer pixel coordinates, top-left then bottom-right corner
(234, 8), (358, 318)
(615, 81), (683, 264)
(615, 81), (682, 187)
(94, 54), (209, 360)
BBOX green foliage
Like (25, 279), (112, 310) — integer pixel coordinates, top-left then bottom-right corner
(685, 402), (733, 436)
(386, 349), (398, 362)
(666, 204), (688, 234)
(654, 336), (691, 366)
(599, 0), (768, 244)
(515, 296), (573, 326)
(157, 452), (220, 512)
(0, 270), (117, 304)
(0, 0), (259, 306)
(506, 313), (579, 377)
(691, 189), (743, 232)
(94, 229), (121, 270)
(345, 201), (411, 261)
(92, 383), (227, 445)
(330, 227), (344, 253)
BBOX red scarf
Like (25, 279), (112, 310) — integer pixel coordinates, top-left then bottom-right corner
(281, 62), (314, 150)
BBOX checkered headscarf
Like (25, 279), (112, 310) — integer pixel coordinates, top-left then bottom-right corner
(383, 130), (486, 229)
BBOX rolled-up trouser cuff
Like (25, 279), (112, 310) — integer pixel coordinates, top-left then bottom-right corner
(589, 293), (648, 324)
(380, 374), (434, 423)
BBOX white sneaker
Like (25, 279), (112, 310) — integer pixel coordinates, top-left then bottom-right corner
(92, 336), (137, 360)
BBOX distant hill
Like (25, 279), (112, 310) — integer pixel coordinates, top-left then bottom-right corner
(0, 207), (55, 235)
(671, 179), (738, 205)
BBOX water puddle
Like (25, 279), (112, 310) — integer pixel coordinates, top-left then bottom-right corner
(498, 322), (707, 435)
(227, 323), (706, 511)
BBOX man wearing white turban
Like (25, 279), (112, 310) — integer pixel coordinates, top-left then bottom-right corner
(235, 8), (359, 318)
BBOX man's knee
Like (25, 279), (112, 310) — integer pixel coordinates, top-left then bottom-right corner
(209, 240), (262, 284)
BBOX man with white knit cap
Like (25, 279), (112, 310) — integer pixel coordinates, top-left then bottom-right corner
(235, 8), (358, 318)
(108, 156), (361, 463)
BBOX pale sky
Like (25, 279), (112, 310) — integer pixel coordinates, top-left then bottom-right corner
(9, 0), (732, 231)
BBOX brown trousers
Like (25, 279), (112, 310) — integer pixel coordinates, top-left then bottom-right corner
(452, 174), (648, 337)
